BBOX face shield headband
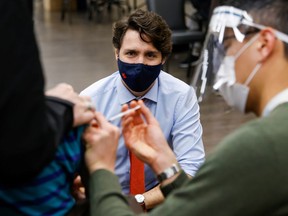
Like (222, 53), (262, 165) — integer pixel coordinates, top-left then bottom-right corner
(192, 6), (288, 102)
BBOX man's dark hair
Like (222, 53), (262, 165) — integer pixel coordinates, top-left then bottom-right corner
(220, 0), (288, 58)
(112, 9), (172, 59)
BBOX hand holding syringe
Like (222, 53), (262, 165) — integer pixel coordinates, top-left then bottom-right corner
(108, 105), (141, 122)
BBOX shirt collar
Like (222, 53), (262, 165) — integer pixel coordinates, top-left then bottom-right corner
(116, 73), (159, 105)
(262, 88), (288, 117)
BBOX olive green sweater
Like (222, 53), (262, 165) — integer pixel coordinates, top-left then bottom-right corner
(89, 103), (288, 216)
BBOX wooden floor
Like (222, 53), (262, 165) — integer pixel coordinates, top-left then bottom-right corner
(34, 0), (256, 155)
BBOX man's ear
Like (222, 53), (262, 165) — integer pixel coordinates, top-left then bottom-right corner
(257, 28), (277, 62)
(114, 49), (119, 60)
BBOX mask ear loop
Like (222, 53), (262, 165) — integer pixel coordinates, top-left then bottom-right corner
(244, 63), (261, 86)
(234, 34), (260, 60)
(233, 34), (261, 86)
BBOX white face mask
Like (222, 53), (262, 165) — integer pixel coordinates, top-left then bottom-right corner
(213, 35), (261, 113)
(217, 63), (250, 113)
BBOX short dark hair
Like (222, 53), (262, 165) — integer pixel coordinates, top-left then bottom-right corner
(112, 9), (172, 59)
(220, 0), (288, 58)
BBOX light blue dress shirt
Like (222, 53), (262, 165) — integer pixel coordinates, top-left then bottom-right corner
(81, 71), (205, 194)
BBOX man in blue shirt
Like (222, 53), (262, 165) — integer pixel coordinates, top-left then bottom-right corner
(81, 9), (204, 209)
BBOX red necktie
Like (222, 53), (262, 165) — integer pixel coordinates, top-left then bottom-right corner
(129, 151), (145, 194)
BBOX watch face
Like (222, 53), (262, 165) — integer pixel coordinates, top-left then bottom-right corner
(135, 194), (145, 203)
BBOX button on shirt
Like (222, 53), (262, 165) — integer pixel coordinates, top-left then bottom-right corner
(81, 71), (205, 194)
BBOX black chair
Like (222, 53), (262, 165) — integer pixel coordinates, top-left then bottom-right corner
(87, 0), (131, 22)
(146, 0), (205, 79)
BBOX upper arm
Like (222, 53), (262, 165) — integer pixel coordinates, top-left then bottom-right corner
(171, 88), (205, 176)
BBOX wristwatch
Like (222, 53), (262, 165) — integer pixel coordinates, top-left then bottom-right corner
(134, 194), (146, 211)
(157, 163), (181, 183)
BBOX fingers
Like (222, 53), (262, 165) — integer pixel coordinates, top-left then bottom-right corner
(83, 114), (120, 174)
(72, 175), (86, 200)
(121, 103), (129, 112)
(137, 100), (159, 126)
(84, 100), (95, 112)
(45, 83), (73, 97)
(57, 83), (73, 91)
(121, 101), (143, 128)
(72, 96), (95, 127)
(121, 113), (134, 134)
(93, 111), (109, 129)
(80, 95), (95, 111)
(46, 83), (96, 126)
(121, 99), (155, 129)
(128, 100), (138, 109)
(82, 123), (98, 143)
(85, 111), (120, 143)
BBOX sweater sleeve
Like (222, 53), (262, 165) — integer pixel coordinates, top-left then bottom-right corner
(160, 171), (189, 197)
(89, 170), (136, 216)
(89, 169), (189, 216)
(89, 118), (286, 216)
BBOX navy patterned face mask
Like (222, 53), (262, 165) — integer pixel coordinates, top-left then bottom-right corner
(118, 59), (162, 92)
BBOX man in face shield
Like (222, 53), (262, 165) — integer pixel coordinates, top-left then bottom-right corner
(196, 0), (288, 115)
(81, 0), (288, 215)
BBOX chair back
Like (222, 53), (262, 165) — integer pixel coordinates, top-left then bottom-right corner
(146, 0), (187, 30)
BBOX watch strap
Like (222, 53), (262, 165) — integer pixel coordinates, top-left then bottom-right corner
(157, 163), (181, 182)
(160, 170), (189, 197)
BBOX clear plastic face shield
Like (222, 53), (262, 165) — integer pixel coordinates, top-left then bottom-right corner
(191, 6), (288, 102)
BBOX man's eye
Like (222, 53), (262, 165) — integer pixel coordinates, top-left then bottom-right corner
(126, 52), (135, 56)
(147, 53), (156, 58)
